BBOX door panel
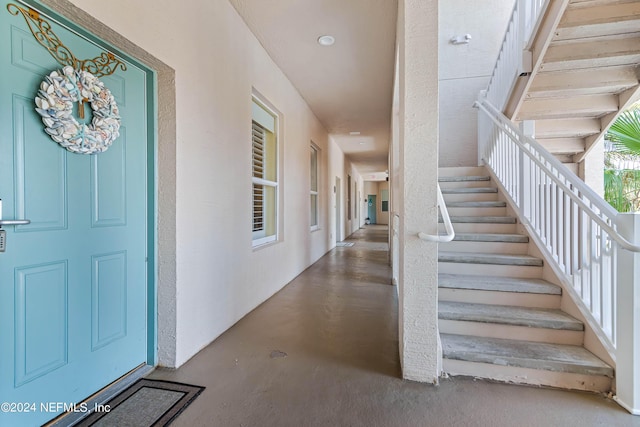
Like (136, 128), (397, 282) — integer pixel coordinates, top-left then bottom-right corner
(368, 195), (377, 224)
(0, 3), (150, 425)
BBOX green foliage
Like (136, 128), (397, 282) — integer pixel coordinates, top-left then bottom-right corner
(607, 109), (640, 156)
(604, 168), (639, 212)
(604, 107), (640, 212)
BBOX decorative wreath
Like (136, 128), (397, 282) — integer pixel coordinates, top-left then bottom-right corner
(34, 66), (121, 154)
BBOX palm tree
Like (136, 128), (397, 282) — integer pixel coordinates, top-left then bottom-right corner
(608, 108), (640, 156)
(605, 108), (640, 212)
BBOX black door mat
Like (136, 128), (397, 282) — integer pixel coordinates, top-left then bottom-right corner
(74, 379), (204, 427)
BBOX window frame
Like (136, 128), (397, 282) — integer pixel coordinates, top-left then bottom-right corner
(347, 175), (352, 220)
(310, 143), (320, 231)
(251, 95), (279, 247)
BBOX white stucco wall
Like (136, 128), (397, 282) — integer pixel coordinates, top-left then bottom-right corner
(328, 137), (345, 243)
(438, 0), (514, 167)
(394, 0), (441, 383)
(66, 0), (342, 367)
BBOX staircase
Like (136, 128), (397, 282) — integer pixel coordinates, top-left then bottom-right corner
(437, 166), (614, 392)
(494, 0), (640, 176)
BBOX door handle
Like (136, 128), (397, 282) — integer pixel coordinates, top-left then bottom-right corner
(0, 199), (30, 226)
(0, 219), (30, 226)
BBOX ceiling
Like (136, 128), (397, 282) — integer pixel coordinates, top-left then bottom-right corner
(228, 0), (398, 174)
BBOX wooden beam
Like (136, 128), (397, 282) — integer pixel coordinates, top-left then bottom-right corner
(535, 117), (601, 139)
(557, 19), (640, 41)
(560, 1), (640, 27)
(574, 83), (640, 163)
(568, 0), (630, 9)
(543, 36), (640, 72)
(528, 66), (639, 98)
(537, 137), (586, 154)
(504, 0), (571, 120)
(517, 93), (619, 120)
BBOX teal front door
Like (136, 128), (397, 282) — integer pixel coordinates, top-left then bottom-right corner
(0, 3), (150, 425)
(367, 195), (377, 224)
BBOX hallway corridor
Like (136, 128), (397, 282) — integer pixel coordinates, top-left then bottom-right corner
(149, 226), (638, 427)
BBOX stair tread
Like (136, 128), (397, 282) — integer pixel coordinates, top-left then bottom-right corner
(439, 301), (583, 331)
(441, 216), (516, 224)
(439, 273), (562, 295)
(441, 334), (612, 377)
(453, 233), (529, 243)
(438, 176), (491, 182)
(439, 251), (543, 266)
(446, 201), (506, 208)
(441, 187), (498, 194)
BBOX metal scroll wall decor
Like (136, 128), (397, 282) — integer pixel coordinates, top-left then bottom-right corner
(7, 3), (125, 154)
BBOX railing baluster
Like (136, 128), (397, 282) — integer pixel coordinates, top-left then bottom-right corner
(475, 97), (640, 356)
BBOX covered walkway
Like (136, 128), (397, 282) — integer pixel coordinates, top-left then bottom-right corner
(150, 226), (636, 426)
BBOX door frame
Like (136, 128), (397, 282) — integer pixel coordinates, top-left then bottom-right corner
(368, 194), (377, 224)
(18, 0), (166, 368)
(335, 177), (341, 243)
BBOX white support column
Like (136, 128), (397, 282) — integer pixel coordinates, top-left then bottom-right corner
(580, 138), (605, 196)
(615, 213), (640, 415)
(396, 0), (440, 383)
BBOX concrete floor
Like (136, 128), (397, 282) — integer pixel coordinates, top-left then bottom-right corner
(149, 225), (640, 427)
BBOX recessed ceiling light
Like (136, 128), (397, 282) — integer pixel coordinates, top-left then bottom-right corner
(349, 131), (361, 135)
(317, 35), (335, 46)
(359, 142), (366, 145)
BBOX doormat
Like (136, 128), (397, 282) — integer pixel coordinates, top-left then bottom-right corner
(75, 379), (204, 427)
(336, 242), (355, 247)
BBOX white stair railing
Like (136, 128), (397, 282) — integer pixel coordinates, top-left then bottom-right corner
(475, 99), (640, 415)
(485, 0), (549, 111)
(477, 97), (640, 348)
(477, 96), (640, 413)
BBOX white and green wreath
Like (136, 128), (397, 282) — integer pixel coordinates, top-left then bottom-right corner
(35, 65), (121, 154)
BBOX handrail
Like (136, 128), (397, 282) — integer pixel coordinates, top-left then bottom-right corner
(477, 96), (640, 352)
(485, 0), (549, 111)
(476, 98), (640, 253)
(418, 184), (455, 243)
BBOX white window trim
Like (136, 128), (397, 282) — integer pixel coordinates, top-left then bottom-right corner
(310, 143), (320, 231)
(310, 191), (320, 232)
(251, 94), (280, 247)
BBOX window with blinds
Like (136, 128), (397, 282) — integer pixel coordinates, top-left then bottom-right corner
(310, 144), (319, 229)
(252, 123), (265, 233)
(251, 97), (278, 246)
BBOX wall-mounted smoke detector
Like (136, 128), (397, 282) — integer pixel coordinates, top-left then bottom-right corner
(318, 35), (335, 46)
(450, 34), (472, 45)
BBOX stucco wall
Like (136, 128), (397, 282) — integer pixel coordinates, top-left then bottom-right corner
(394, 0), (440, 382)
(438, 0), (514, 167)
(65, 0), (342, 367)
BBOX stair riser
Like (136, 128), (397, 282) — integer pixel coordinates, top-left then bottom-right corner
(439, 262), (543, 278)
(442, 193), (499, 203)
(442, 241), (529, 255)
(439, 167), (486, 176)
(439, 181), (493, 189)
(442, 359), (611, 393)
(439, 253), (541, 267)
(439, 223), (517, 234)
(447, 207), (506, 217)
(439, 320), (584, 345)
(439, 288), (561, 309)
